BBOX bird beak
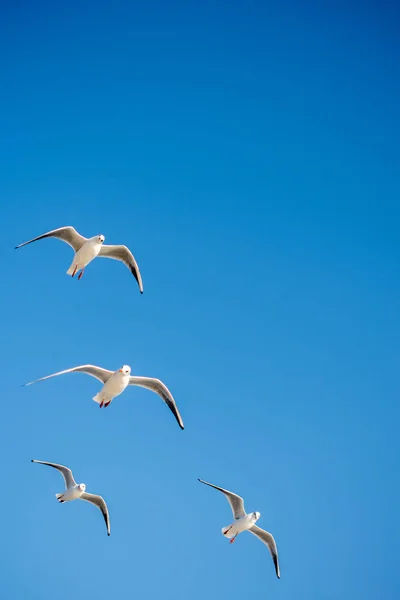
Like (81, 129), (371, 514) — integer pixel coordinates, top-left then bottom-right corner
(119, 369), (123, 372)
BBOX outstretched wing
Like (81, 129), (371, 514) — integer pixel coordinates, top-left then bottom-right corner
(99, 244), (143, 293)
(198, 479), (245, 519)
(31, 459), (76, 489)
(80, 492), (111, 536)
(129, 376), (184, 430)
(15, 226), (87, 252)
(24, 365), (114, 387)
(249, 525), (280, 579)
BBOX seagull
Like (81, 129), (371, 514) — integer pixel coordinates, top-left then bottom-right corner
(24, 364), (184, 430)
(15, 226), (143, 293)
(31, 460), (111, 536)
(198, 479), (280, 578)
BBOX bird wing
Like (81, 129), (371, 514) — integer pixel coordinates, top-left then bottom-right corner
(198, 479), (246, 519)
(31, 459), (76, 489)
(15, 226), (87, 252)
(80, 492), (111, 536)
(98, 244), (143, 293)
(129, 376), (184, 430)
(24, 364), (114, 387)
(249, 525), (280, 579)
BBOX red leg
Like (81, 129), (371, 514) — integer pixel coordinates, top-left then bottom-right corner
(104, 401), (111, 408)
(99, 400), (104, 408)
(71, 265), (78, 278)
(229, 535), (237, 544)
(78, 267), (85, 280)
(223, 526), (233, 535)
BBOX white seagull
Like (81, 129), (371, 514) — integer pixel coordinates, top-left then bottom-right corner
(32, 459), (111, 536)
(15, 225), (143, 293)
(198, 479), (280, 579)
(24, 364), (184, 430)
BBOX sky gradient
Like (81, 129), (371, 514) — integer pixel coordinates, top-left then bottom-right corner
(1, 1), (399, 598)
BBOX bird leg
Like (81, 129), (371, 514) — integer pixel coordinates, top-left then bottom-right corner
(71, 265), (78, 277)
(223, 525), (233, 535)
(104, 401), (111, 408)
(99, 400), (104, 408)
(229, 535), (237, 544)
(78, 267), (85, 280)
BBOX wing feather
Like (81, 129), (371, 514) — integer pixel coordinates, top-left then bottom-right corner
(24, 365), (114, 386)
(99, 244), (143, 293)
(129, 376), (184, 430)
(249, 525), (280, 578)
(81, 492), (111, 536)
(31, 459), (76, 489)
(198, 479), (245, 519)
(15, 226), (86, 252)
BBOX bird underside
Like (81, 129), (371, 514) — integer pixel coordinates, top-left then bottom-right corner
(222, 524), (238, 544)
(92, 393), (113, 409)
(72, 266), (84, 280)
(68, 264), (85, 280)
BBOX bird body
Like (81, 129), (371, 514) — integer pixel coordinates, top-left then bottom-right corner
(32, 460), (111, 535)
(15, 226), (143, 292)
(56, 483), (86, 503)
(92, 366), (131, 407)
(66, 235), (104, 276)
(198, 479), (280, 578)
(221, 512), (260, 538)
(24, 364), (185, 428)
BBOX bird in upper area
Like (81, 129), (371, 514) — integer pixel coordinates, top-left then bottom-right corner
(24, 364), (184, 430)
(15, 225), (143, 293)
(31, 459), (111, 536)
(198, 479), (280, 579)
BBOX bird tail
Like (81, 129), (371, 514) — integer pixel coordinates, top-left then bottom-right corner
(92, 392), (101, 403)
(55, 493), (64, 502)
(66, 264), (75, 276)
(221, 525), (235, 539)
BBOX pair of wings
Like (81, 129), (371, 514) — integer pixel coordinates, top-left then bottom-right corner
(24, 364), (184, 430)
(32, 460), (110, 536)
(15, 226), (143, 293)
(198, 479), (280, 579)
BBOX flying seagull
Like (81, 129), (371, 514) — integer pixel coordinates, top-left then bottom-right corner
(15, 226), (143, 293)
(32, 459), (111, 536)
(24, 364), (184, 430)
(198, 479), (280, 579)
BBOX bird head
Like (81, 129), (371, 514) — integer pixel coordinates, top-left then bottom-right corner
(79, 483), (86, 492)
(253, 511), (261, 521)
(119, 365), (131, 375)
(97, 234), (105, 243)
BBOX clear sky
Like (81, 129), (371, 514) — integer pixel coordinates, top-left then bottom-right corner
(1, 1), (399, 598)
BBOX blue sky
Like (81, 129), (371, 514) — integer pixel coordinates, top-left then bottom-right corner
(1, 0), (399, 598)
